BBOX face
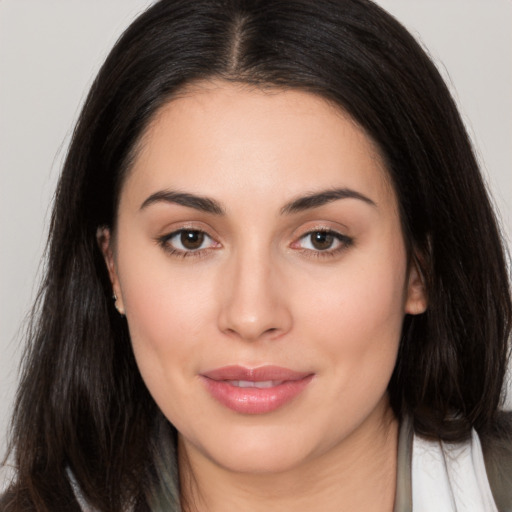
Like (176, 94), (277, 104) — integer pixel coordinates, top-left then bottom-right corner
(100, 81), (426, 475)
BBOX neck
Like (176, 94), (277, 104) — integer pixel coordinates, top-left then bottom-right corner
(178, 401), (398, 512)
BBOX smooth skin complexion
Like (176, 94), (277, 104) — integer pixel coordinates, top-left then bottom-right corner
(100, 81), (427, 512)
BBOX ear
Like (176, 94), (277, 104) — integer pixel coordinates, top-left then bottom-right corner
(96, 226), (125, 315)
(404, 257), (427, 315)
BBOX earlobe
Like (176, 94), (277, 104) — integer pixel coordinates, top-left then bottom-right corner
(405, 259), (428, 315)
(96, 226), (125, 315)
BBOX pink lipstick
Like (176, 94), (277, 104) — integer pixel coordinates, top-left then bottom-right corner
(200, 365), (314, 414)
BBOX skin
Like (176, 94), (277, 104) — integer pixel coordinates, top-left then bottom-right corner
(100, 81), (427, 511)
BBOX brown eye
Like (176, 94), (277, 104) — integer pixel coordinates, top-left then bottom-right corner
(310, 231), (335, 250)
(180, 230), (205, 250)
(159, 229), (217, 255)
(294, 229), (353, 255)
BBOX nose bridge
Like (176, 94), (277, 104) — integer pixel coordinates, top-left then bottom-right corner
(218, 240), (291, 341)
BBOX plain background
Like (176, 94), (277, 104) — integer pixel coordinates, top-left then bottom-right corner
(1, 0), (511, 486)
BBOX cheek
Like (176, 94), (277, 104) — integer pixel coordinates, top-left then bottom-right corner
(294, 241), (407, 375)
(291, 258), (405, 430)
(115, 240), (218, 382)
(118, 260), (222, 430)
(128, 284), (210, 347)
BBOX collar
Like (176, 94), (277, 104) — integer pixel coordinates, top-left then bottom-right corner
(394, 415), (413, 512)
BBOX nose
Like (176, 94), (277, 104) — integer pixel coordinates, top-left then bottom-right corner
(217, 250), (293, 342)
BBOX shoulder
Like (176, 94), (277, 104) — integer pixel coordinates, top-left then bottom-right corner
(0, 484), (84, 512)
(403, 413), (512, 511)
(0, 489), (24, 512)
(0, 489), (19, 512)
(481, 411), (512, 512)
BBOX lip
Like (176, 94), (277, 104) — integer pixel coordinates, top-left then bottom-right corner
(200, 365), (314, 414)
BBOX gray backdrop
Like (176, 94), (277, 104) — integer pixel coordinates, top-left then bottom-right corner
(1, 0), (511, 487)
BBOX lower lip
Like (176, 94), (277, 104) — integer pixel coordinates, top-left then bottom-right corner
(201, 375), (314, 414)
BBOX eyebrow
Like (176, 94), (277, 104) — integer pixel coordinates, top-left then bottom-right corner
(140, 187), (376, 216)
(140, 190), (225, 215)
(280, 188), (376, 215)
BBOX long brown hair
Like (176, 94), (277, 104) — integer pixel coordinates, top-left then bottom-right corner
(3, 0), (511, 510)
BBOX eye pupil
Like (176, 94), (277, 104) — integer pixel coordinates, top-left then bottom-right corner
(180, 230), (204, 250)
(311, 231), (334, 250)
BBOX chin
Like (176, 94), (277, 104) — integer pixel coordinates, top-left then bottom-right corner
(181, 422), (321, 475)
(213, 446), (313, 475)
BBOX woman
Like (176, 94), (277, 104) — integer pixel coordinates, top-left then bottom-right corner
(1, 0), (511, 510)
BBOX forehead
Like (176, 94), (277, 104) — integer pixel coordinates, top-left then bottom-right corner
(122, 81), (394, 212)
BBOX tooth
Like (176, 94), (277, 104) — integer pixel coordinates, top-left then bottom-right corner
(226, 380), (253, 388)
(226, 380), (284, 388)
(254, 381), (275, 388)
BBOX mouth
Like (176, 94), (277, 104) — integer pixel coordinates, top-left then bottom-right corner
(200, 365), (314, 414)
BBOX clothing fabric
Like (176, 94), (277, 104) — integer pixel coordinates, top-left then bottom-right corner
(394, 416), (504, 511)
(413, 429), (498, 511)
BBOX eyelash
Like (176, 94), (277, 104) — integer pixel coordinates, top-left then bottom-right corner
(157, 229), (218, 259)
(156, 228), (353, 259)
(293, 229), (354, 259)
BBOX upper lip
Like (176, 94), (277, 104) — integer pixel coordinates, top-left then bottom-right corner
(201, 365), (313, 382)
